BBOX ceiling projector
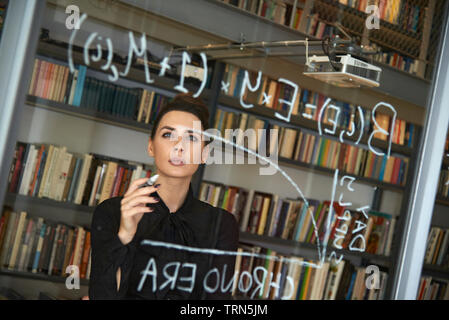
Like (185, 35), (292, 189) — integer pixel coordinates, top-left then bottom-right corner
(303, 54), (381, 88)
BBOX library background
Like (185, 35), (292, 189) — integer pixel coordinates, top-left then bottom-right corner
(0, 0), (448, 301)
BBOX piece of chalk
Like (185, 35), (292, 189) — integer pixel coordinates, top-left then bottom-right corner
(146, 174), (159, 186)
(138, 174), (159, 188)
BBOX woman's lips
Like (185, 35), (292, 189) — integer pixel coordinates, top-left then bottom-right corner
(169, 158), (185, 166)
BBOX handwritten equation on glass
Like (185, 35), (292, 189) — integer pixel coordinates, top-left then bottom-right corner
(69, 14), (397, 159)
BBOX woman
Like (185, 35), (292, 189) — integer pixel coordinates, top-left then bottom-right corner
(88, 93), (239, 300)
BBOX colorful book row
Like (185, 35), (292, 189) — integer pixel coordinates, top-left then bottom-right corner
(222, 0), (303, 27)
(28, 58), (169, 123)
(304, 13), (334, 39)
(7, 141), (155, 207)
(372, 48), (421, 76)
(417, 276), (449, 300)
(233, 244), (388, 300)
(200, 181), (396, 257)
(213, 108), (410, 186)
(337, 0), (421, 32)
(0, 207), (91, 280)
(424, 227), (449, 268)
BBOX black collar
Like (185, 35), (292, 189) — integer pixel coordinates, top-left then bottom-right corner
(151, 182), (195, 215)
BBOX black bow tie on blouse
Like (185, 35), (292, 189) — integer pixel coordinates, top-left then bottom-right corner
(136, 183), (198, 260)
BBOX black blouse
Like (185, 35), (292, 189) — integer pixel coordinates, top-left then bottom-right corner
(88, 182), (239, 300)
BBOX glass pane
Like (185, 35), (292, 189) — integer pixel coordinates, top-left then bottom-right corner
(0, 0), (447, 301)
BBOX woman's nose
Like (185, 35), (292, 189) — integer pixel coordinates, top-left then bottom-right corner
(173, 137), (185, 151)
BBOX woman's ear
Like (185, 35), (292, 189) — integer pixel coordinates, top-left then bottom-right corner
(148, 137), (155, 157)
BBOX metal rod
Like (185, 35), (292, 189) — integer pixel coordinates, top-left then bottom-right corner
(174, 38), (354, 53)
(208, 50), (325, 60)
(174, 39), (323, 52)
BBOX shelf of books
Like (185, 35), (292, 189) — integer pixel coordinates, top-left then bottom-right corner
(199, 179), (449, 299)
(0, 140), (157, 287)
(0, 206), (91, 287)
(219, 0), (444, 81)
(26, 41), (193, 133)
(416, 274), (449, 300)
(422, 226), (449, 275)
(419, 225), (449, 299)
(200, 179), (393, 300)
(231, 243), (391, 299)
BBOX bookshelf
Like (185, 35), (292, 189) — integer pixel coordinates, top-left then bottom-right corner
(0, 0), (447, 300)
(222, 0), (443, 80)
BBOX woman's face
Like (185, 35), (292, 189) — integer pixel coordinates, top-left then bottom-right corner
(148, 110), (208, 179)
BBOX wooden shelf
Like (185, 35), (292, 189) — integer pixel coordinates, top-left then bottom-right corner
(421, 264), (449, 280)
(435, 197), (449, 207)
(3, 192), (95, 214)
(26, 95), (154, 134)
(0, 268), (89, 286)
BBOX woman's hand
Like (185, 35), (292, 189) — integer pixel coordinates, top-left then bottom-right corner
(118, 177), (160, 245)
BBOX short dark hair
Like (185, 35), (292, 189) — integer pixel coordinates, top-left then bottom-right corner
(150, 93), (211, 145)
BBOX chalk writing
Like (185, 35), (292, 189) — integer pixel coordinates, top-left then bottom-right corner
(368, 102), (397, 157)
(139, 240), (297, 299)
(261, 92), (272, 106)
(68, 13), (207, 97)
(326, 169), (371, 265)
(221, 80), (230, 94)
(240, 70), (262, 109)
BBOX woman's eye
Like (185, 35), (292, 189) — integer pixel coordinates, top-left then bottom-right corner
(162, 132), (171, 138)
(189, 135), (198, 142)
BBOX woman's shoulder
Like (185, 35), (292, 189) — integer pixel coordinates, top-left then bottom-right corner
(92, 196), (124, 221)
